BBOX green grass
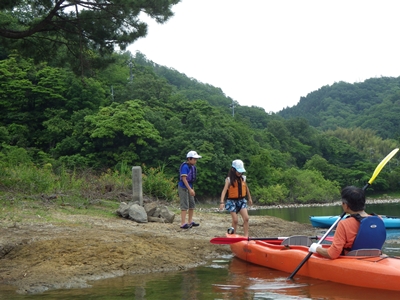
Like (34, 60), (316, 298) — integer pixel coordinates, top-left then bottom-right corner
(0, 192), (121, 225)
(0, 162), (180, 226)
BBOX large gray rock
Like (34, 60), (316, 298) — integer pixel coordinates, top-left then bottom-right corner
(143, 202), (158, 216)
(117, 202), (175, 224)
(159, 206), (175, 223)
(152, 207), (161, 217)
(128, 204), (148, 223)
(147, 216), (167, 223)
(116, 202), (131, 218)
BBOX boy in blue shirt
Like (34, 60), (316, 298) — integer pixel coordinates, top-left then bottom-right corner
(178, 151), (201, 229)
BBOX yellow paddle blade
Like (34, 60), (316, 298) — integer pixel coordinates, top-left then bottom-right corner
(367, 148), (399, 186)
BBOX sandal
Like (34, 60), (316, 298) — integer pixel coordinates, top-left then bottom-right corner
(180, 223), (190, 229)
(190, 222), (200, 227)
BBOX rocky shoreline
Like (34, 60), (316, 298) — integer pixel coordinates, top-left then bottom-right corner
(197, 198), (400, 213)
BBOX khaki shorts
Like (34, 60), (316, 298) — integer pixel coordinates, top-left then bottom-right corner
(178, 186), (195, 210)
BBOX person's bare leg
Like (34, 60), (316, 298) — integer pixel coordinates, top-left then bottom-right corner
(231, 212), (238, 234)
(240, 209), (250, 237)
(188, 209), (194, 224)
(181, 210), (187, 226)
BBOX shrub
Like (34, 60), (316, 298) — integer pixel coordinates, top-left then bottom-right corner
(142, 165), (178, 202)
(254, 184), (289, 205)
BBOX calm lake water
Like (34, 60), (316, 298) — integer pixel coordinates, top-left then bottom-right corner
(2, 202), (400, 299)
(248, 201), (400, 225)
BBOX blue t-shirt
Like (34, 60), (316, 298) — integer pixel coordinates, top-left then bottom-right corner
(178, 163), (195, 189)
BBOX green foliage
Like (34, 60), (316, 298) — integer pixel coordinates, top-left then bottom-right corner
(82, 100), (161, 167)
(303, 154), (349, 188)
(0, 155), (85, 194)
(1, 50), (399, 203)
(254, 184), (289, 205)
(324, 127), (398, 162)
(0, 55), (108, 151)
(142, 165), (178, 202)
(253, 167), (341, 205)
(279, 77), (400, 140)
(0, 143), (32, 165)
(0, 1), (181, 74)
(247, 149), (273, 188)
(282, 168), (341, 203)
(136, 51), (232, 109)
(0, 126), (9, 144)
(386, 166), (400, 192)
(98, 163), (132, 192)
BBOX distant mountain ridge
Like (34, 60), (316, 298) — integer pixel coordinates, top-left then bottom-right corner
(278, 77), (400, 140)
(136, 52), (400, 140)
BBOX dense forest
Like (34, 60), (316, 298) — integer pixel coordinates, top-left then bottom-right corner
(279, 78), (400, 140)
(1, 1), (400, 204)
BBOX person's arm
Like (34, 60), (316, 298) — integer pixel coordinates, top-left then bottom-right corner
(309, 222), (348, 259)
(316, 245), (331, 258)
(246, 185), (253, 206)
(219, 179), (229, 210)
(181, 175), (195, 196)
(309, 243), (331, 258)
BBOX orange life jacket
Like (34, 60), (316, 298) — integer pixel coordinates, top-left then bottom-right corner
(227, 176), (247, 200)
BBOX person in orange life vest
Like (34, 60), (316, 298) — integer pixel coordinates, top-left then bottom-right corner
(178, 150), (201, 229)
(220, 159), (253, 237)
(309, 186), (380, 259)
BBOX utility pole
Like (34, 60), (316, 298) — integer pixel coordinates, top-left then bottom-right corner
(229, 100), (236, 117)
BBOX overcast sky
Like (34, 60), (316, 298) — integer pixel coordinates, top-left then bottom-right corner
(129, 0), (400, 113)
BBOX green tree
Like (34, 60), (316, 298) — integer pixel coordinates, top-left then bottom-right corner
(303, 154), (351, 188)
(82, 100), (161, 167)
(247, 149), (273, 188)
(282, 168), (340, 203)
(0, 0), (180, 73)
(0, 55), (108, 152)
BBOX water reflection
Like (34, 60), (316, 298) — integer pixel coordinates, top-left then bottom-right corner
(213, 257), (309, 299)
(3, 253), (400, 299)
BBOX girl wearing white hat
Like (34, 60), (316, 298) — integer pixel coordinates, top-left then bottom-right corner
(219, 159), (253, 237)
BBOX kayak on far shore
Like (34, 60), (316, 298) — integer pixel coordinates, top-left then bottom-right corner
(309, 215), (400, 229)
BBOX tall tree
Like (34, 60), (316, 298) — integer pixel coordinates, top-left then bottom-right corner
(0, 0), (180, 73)
(82, 100), (161, 167)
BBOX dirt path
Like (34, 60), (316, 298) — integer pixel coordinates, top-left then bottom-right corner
(0, 208), (320, 294)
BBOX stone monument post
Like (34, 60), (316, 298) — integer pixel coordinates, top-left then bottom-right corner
(132, 166), (143, 206)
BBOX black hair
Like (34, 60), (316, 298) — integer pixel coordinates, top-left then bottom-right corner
(228, 167), (241, 187)
(341, 186), (365, 211)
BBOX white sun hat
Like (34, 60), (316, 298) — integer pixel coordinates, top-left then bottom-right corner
(187, 150), (202, 158)
(232, 159), (246, 173)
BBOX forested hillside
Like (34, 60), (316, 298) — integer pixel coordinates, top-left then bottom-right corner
(2, 51), (399, 203)
(1, 2), (399, 205)
(279, 77), (400, 140)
